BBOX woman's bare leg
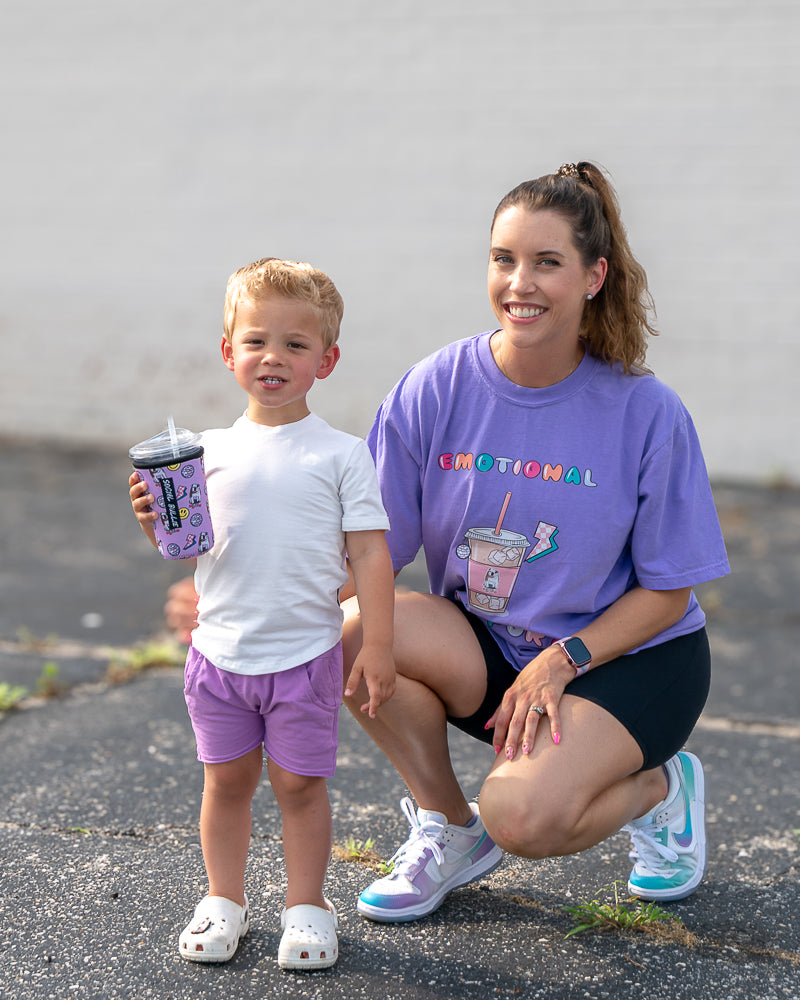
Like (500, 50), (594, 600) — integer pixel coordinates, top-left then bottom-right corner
(342, 591), (487, 826)
(343, 592), (668, 863)
(478, 695), (668, 858)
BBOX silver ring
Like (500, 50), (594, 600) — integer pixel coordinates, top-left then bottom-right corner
(529, 705), (545, 716)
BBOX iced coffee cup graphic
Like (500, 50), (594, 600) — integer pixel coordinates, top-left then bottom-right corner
(461, 493), (528, 615)
(129, 420), (214, 560)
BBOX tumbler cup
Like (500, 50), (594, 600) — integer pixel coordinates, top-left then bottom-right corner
(129, 425), (214, 560)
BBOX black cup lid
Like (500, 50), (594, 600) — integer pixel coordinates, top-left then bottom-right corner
(129, 427), (202, 466)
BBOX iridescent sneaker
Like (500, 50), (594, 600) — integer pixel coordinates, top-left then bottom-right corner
(357, 796), (503, 922)
(624, 751), (706, 901)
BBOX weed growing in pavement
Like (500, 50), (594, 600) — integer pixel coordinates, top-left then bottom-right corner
(344, 836), (376, 859)
(0, 681), (29, 712)
(0, 662), (64, 712)
(15, 626), (58, 651)
(332, 836), (394, 873)
(105, 640), (186, 684)
(564, 881), (682, 938)
(36, 661), (63, 698)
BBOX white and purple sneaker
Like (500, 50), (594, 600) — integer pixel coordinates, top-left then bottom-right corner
(357, 796), (503, 922)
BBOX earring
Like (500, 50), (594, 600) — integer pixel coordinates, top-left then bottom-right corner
(586, 293), (593, 301)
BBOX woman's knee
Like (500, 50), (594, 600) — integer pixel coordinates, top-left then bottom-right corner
(479, 773), (577, 859)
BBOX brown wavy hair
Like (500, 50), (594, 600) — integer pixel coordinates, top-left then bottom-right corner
(491, 162), (656, 372)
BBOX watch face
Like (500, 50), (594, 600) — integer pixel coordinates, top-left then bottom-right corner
(564, 637), (591, 667)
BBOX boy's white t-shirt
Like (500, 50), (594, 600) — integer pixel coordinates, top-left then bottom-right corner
(191, 412), (389, 675)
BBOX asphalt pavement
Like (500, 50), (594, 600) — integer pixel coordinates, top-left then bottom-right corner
(1, 438), (798, 1000)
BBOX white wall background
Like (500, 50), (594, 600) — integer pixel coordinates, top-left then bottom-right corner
(1, 0), (798, 483)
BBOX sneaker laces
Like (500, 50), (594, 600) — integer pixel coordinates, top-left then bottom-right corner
(385, 797), (445, 877)
(623, 821), (679, 870)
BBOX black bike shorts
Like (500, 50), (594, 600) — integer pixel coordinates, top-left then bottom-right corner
(447, 603), (711, 771)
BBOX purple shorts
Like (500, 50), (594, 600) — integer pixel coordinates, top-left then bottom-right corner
(183, 643), (343, 777)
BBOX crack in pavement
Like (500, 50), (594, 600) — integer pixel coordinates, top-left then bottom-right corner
(697, 715), (800, 740)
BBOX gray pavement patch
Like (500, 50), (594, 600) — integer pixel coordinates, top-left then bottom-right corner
(1, 672), (799, 1000)
(0, 439), (191, 648)
(2, 447), (800, 997)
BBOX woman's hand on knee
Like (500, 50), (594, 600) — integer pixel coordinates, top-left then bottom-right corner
(486, 649), (572, 760)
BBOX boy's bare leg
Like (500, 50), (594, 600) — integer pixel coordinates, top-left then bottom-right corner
(267, 760), (331, 910)
(199, 746), (263, 906)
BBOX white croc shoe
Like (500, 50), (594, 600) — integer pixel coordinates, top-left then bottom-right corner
(277, 898), (338, 970)
(178, 894), (250, 963)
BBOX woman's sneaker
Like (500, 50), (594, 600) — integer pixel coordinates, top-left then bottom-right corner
(357, 796), (503, 922)
(624, 751), (706, 901)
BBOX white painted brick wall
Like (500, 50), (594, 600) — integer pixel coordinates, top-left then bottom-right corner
(1, 1), (797, 482)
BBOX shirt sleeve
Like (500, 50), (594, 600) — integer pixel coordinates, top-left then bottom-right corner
(632, 406), (730, 589)
(366, 382), (425, 570)
(340, 438), (391, 534)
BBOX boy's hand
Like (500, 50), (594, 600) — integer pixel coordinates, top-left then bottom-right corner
(344, 645), (395, 718)
(344, 528), (395, 717)
(128, 471), (159, 550)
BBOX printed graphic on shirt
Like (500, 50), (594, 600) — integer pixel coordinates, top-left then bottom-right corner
(455, 491), (558, 617)
(505, 625), (549, 649)
(438, 449), (597, 487)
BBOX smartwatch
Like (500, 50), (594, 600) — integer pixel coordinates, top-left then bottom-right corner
(555, 636), (592, 677)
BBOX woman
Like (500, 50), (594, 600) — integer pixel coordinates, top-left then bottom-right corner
(341, 162), (730, 923)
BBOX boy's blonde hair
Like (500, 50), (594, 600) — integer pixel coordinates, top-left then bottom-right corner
(223, 258), (344, 349)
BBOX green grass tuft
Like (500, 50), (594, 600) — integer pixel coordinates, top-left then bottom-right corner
(0, 681), (29, 712)
(564, 881), (682, 937)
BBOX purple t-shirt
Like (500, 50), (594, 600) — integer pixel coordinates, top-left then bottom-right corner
(367, 332), (730, 671)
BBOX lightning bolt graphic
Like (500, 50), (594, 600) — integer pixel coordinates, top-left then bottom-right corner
(525, 521), (558, 562)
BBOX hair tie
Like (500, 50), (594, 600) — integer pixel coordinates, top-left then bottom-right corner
(556, 163), (581, 179)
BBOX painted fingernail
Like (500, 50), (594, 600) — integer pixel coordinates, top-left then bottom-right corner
(494, 745), (501, 754)
(505, 746), (515, 761)
(553, 732), (561, 745)
(484, 721), (491, 730)
(522, 742), (531, 755)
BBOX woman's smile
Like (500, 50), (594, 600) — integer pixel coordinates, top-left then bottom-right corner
(504, 303), (547, 320)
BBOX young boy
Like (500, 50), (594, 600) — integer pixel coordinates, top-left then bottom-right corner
(129, 258), (395, 970)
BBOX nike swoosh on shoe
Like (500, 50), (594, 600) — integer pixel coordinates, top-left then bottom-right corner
(673, 770), (694, 848)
